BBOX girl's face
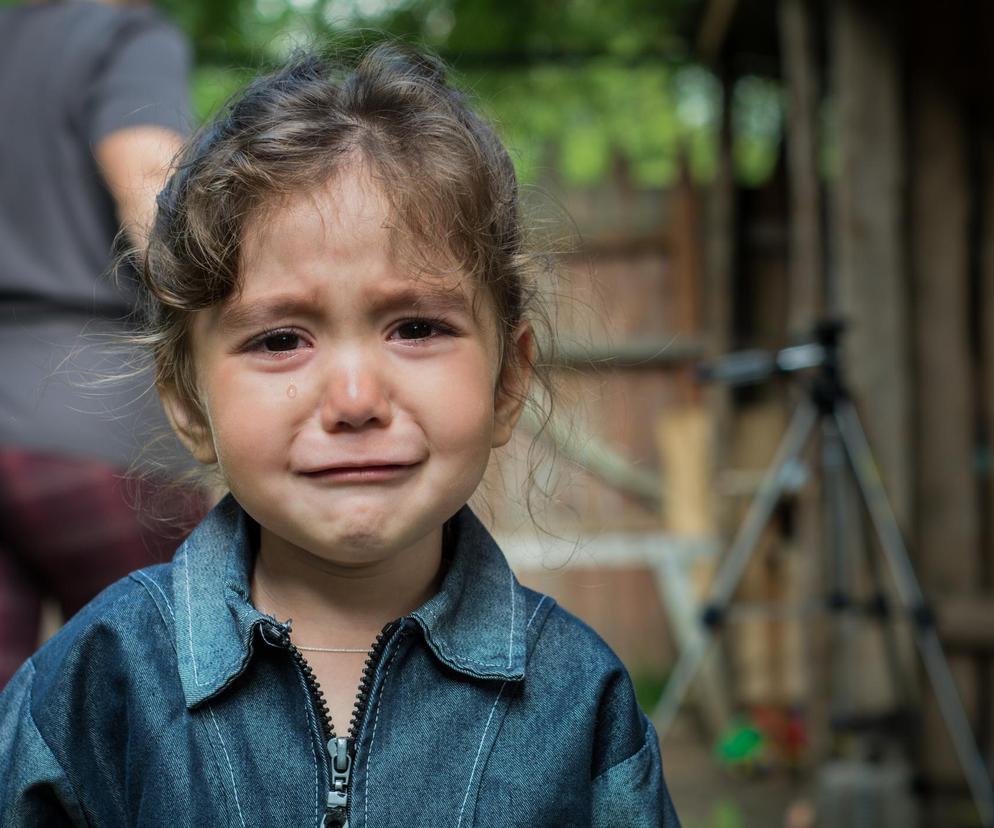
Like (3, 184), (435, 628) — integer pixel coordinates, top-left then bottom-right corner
(163, 165), (531, 568)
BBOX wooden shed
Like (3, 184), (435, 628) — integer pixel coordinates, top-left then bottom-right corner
(690, 0), (994, 822)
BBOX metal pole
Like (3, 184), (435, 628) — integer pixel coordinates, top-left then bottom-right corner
(835, 399), (994, 828)
(653, 398), (819, 735)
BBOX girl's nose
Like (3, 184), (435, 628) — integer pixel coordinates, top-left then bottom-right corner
(318, 348), (392, 431)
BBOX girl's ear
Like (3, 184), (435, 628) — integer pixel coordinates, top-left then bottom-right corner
(492, 322), (535, 448)
(159, 383), (219, 465)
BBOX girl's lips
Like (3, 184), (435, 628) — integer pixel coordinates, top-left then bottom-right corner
(298, 463), (420, 482)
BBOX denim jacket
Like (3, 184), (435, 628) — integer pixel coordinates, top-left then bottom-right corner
(0, 496), (681, 827)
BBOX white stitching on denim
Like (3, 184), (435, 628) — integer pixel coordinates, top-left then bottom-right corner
(418, 591), (550, 677)
(443, 653), (512, 669)
(507, 568), (515, 668)
(133, 571), (175, 620)
(208, 706), (247, 828)
(364, 643), (402, 825)
(456, 682), (507, 827)
(526, 595), (548, 630)
(181, 550), (206, 686)
(290, 660), (322, 827)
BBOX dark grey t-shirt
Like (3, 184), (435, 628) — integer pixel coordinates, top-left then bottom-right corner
(0, 1), (191, 468)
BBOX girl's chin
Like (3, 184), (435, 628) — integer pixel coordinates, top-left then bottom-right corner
(260, 511), (434, 558)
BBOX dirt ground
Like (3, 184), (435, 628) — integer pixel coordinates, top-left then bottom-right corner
(661, 714), (815, 828)
(660, 714), (986, 828)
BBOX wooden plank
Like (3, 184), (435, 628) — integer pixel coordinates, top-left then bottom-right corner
(830, 0), (911, 526)
(909, 10), (977, 599)
(908, 0), (979, 788)
(655, 406), (731, 736)
(727, 402), (792, 707)
(656, 407), (712, 536)
(829, 0), (921, 772)
(934, 595), (994, 653)
(497, 531), (715, 570)
(778, 0), (829, 757)
(697, 0), (739, 63)
(704, 65), (737, 539)
(979, 0), (994, 774)
(779, 0), (823, 337)
(828, 0), (908, 732)
(669, 160), (706, 404)
(671, 162), (704, 343)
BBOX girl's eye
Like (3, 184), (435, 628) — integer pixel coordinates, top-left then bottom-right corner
(394, 319), (448, 341)
(255, 331), (303, 352)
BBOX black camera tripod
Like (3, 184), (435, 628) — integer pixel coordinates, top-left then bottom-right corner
(651, 320), (994, 827)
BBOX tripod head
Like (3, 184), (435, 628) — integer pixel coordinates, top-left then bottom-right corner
(697, 317), (848, 412)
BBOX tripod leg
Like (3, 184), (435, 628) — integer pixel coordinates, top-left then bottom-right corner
(835, 399), (994, 827)
(821, 415), (859, 721)
(823, 415), (918, 721)
(653, 398), (820, 737)
(855, 507), (920, 711)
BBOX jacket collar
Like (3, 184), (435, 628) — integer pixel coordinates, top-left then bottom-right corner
(173, 496), (528, 709)
(408, 506), (527, 683)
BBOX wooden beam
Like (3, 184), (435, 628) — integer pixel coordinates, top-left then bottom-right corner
(829, 0), (915, 764)
(909, 12), (978, 600)
(655, 405), (731, 737)
(697, 0), (739, 64)
(778, 0), (828, 758)
(908, 0), (979, 789)
(518, 407), (661, 507)
(830, 0), (911, 524)
(779, 0), (824, 337)
(974, 0), (994, 775)
(935, 596), (994, 653)
(704, 64), (737, 536)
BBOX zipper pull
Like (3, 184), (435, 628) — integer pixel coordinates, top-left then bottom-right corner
(323, 737), (352, 828)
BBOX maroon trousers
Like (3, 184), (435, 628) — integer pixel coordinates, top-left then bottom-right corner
(0, 449), (203, 689)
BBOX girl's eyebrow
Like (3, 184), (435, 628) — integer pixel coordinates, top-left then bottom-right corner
(366, 282), (473, 316)
(217, 296), (321, 335)
(216, 283), (473, 335)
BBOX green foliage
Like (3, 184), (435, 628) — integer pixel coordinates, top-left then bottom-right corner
(378, 0), (689, 57)
(374, 0), (776, 187)
(176, 0), (729, 189)
(2, 0), (784, 189)
(631, 669), (668, 714)
(473, 59), (722, 187)
(157, 0), (729, 188)
(732, 75), (784, 186)
(191, 64), (254, 122)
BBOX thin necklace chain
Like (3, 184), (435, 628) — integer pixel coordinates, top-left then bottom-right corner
(294, 644), (369, 654)
(254, 576), (372, 654)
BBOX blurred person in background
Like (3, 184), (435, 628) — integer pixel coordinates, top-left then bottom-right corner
(0, 0), (198, 688)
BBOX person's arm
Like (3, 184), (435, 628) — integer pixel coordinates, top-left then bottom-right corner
(590, 714), (682, 827)
(84, 11), (191, 252)
(95, 125), (185, 250)
(0, 663), (85, 827)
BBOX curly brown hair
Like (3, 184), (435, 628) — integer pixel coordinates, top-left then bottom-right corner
(136, 42), (554, 454)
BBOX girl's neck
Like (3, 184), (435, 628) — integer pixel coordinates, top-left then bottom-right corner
(250, 525), (445, 647)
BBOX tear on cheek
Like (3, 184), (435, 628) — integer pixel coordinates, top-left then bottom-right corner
(287, 382), (298, 399)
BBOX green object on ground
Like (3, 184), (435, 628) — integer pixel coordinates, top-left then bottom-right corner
(716, 718), (766, 766)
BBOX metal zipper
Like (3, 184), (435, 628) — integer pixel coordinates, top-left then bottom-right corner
(276, 619), (401, 828)
(325, 736), (352, 828)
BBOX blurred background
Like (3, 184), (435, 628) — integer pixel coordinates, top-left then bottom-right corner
(4, 0), (994, 825)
